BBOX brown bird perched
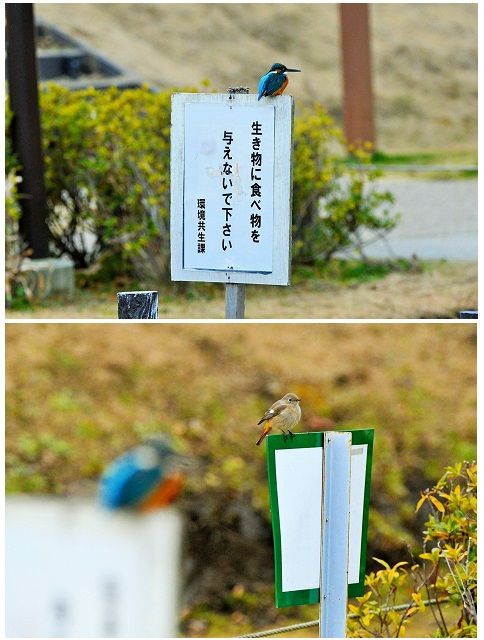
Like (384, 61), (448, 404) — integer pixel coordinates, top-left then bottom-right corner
(256, 393), (301, 446)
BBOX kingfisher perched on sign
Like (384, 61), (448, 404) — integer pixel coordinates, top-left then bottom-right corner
(99, 436), (190, 512)
(257, 62), (301, 100)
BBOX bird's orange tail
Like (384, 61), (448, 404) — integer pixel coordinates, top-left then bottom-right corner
(256, 426), (271, 446)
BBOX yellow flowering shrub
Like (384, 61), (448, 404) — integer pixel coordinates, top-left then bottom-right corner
(348, 461), (477, 638)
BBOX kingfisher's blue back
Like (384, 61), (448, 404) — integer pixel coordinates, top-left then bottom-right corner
(99, 448), (164, 509)
(257, 63), (300, 100)
(99, 437), (190, 511)
(258, 72), (286, 100)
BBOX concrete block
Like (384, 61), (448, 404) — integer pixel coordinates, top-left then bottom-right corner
(20, 255), (75, 298)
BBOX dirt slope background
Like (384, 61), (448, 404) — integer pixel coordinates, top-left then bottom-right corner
(35, 3), (477, 153)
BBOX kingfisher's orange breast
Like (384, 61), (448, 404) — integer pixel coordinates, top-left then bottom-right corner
(140, 472), (186, 512)
(273, 76), (289, 96)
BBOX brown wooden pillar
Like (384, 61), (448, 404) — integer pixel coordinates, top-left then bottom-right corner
(6, 3), (50, 258)
(339, 3), (376, 148)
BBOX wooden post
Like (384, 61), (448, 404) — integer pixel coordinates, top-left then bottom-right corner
(340, 3), (376, 148)
(6, 3), (50, 258)
(225, 283), (245, 319)
(319, 432), (351, 637)
(117, 291), (158, 319)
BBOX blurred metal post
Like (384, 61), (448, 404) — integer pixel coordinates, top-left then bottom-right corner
(225, 283), (245, 319)
(459, 310), (478, 319)
(117, 291), (159, 319)
(6, 3), (50, 258)
(319, 431), (351, 637)
(339, 3), (376, 148)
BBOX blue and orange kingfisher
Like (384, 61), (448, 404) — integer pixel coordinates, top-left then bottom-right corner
(257, 62), (301, 100)
(99, 436), (191, 512)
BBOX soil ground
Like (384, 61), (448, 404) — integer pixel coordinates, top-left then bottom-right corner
(6, 261), (477, 320)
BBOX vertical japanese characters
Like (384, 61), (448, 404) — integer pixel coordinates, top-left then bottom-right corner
(197, 199), (206, 253)
(219, 122), (264, 254)
(221, 130), (234, 252)
(250, 121), (263, 244)
(184, 103), (276, 272)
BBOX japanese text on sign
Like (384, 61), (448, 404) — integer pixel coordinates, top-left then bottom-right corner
(221, 130), (234, 252)
(250, 120), (263, 244)
(197, 199), (206, 253)
(183, 103), (275, 273)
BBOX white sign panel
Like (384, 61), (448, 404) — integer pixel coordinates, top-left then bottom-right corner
(171, 93), (294, 285)
(348, 444), (368, 583)
(6, 498), (182, 638)
(274, 443), (368, 592)
(183, 103), (275, 272)
(276, 447), (323, 591)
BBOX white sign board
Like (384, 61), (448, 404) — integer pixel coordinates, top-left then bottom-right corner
(6, 497), (182, 638)
(275, 444), (367, 591)
(171, 93), (294, 285)
(275, 446), (324, 592)
(266, 430), (373, 607)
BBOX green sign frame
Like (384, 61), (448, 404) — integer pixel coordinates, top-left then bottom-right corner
(266, 429), (374, 607)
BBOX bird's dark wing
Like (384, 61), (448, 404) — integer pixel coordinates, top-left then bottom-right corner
(257, 399), (287, 425)
(117, 467), (163, 507)
(258, 72), (271, 99)
(259, 73), (285, 98)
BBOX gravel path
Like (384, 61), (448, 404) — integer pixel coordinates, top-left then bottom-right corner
(362, 179), (477, 261)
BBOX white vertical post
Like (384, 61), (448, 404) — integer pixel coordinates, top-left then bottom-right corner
(320, 431), (352, 638)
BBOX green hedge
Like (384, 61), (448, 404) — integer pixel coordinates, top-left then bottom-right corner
(6, 85), (396, 280)
(40, 83), (173, 279)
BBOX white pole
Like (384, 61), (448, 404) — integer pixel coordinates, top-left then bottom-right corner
(319, 431), (352, 638)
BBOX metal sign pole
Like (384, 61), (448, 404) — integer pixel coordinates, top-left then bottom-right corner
(319, 431), (352, 637)
(225, 283), (245, 319)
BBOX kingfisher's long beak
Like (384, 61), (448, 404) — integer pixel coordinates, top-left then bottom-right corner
(286, 68), (301, 73)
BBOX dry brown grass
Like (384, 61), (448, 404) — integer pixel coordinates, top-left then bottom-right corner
(36, 3), (477, 152)
(6, 261), (477, 319)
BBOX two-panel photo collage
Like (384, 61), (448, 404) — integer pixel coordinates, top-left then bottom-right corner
(5, 3), (477, 639)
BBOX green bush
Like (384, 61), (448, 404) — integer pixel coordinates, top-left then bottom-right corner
(39, 83), (176, 279)
(348, 461), (477, 638)
(5, 102), (33, 304)
(5, 100), (22, 243)
(6, 85), (397, 281)
(292, 104), (397, 264)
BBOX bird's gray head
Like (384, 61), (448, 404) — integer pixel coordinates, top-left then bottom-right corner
(269, 63), (301, 74)
(283, 393), (301, 404)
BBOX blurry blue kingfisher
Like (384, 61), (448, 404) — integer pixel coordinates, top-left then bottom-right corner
(257, 62), (301, 100)
(99, 436), (191, 512)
